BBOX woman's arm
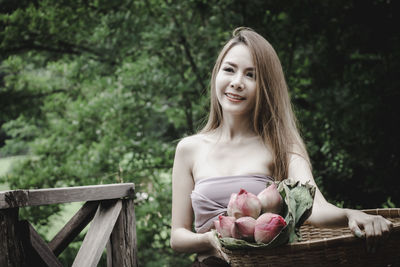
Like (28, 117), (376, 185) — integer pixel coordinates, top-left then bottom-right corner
(170, 138), (216, 253)
(288, 152), (393, 252)
(288, 153), (348, 227)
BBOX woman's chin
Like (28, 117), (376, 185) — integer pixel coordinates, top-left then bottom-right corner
(221, 107), (251, 117)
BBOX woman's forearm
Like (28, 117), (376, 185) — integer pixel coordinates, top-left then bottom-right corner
(170, 228), (214, 253)
(306, 201), (349, 228)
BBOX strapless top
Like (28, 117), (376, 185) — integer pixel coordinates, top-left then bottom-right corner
(190, 174), (274, 233)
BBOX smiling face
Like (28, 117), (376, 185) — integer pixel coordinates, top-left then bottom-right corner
(215, 44), (257, 118)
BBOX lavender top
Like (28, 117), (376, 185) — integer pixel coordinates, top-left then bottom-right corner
(190, 174), (274, 233)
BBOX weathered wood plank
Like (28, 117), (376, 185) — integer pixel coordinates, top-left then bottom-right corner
(107, 198), (138, 267)
(20, 220), (63, 267)
(72, 200), (122, 267)
(0, 183), (134, 209)
(0, 208), (27, 267)
(49, 201), (99, 256)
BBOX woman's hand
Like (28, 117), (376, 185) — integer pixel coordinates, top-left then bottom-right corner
(205, 230), (230, 263)
(346, 209), (393, 253)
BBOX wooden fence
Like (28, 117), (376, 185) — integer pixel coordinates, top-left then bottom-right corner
(0, 183), (138, 267)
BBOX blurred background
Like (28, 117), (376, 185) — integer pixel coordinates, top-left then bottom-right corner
(1, 0), (399, 266)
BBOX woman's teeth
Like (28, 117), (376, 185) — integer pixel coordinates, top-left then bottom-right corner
(226, 93), (245, 100)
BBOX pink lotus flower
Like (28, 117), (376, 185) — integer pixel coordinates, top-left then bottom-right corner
(214, 215), (236, 238)
(254, 213), (286, 243)
(231, 216), (256, 241)
(257, 183), (283, 214)
(227, 189), (262, 219)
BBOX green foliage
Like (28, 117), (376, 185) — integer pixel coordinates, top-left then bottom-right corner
(1, 0), (399, 265)
(382, 197), (396, 209)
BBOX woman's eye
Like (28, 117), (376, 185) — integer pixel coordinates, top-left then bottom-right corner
(223, 67), (234, 73)
(247, 72), (254, 78)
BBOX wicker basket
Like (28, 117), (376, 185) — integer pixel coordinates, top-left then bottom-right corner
(222, 208), (400, 267)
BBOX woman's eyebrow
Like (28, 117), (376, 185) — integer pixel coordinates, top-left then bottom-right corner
(224, 61), (254, 71)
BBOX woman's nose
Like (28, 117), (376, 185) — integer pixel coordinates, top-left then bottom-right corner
(230, 74), (244, 90)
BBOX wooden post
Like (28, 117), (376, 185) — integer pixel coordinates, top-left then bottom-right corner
(0, 208), (27, 267)
(107, 198), (138, 267)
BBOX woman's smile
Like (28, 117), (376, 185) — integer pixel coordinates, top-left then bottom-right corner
(225, 92), (246, 102)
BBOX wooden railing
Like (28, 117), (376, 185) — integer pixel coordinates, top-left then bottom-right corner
(0, 183), (138, 267)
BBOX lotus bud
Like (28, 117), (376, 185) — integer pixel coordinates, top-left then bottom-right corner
(227, 189), (262, 219)
(231, 216), (256, 241)
(257, 183), (283, 214)
(215, 215), (236, 238)
(254, 213), (286, 244)
(214, 220), (220, 233)
(227, 193), (238, 217)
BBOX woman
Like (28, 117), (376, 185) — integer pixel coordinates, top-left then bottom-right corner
(170, 27), (392, 266)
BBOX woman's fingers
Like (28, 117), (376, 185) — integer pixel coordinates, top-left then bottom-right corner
(348, 218), (364, 238)
(209, 230), (230, 263)
(364, 215), (393, 253)
(363, 222), (376, 253)
(348, 212), (393, 254)
(380, 217), (392, 240)
(373, 217), (384, 253)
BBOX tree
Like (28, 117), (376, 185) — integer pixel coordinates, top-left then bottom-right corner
(1, 0), (399, 265)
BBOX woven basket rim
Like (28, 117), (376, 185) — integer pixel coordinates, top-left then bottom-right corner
(222, 208), (400, 255)
(361, 208), (400, 216)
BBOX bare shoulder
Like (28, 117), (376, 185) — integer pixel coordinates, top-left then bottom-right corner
(174, 134), (209, 165)
(288, 143), (309, 162)
(173, 134), (209, 182)
(175, 134), (206, 154)
(288, 143), (314, 184)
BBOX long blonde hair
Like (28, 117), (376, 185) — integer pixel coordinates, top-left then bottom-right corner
(201, 27), (310, 181)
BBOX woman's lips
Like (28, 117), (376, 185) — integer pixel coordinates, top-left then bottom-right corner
(225, 92), (245, 102)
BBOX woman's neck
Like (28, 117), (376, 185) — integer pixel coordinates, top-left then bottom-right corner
(216, 114), (256, 141)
